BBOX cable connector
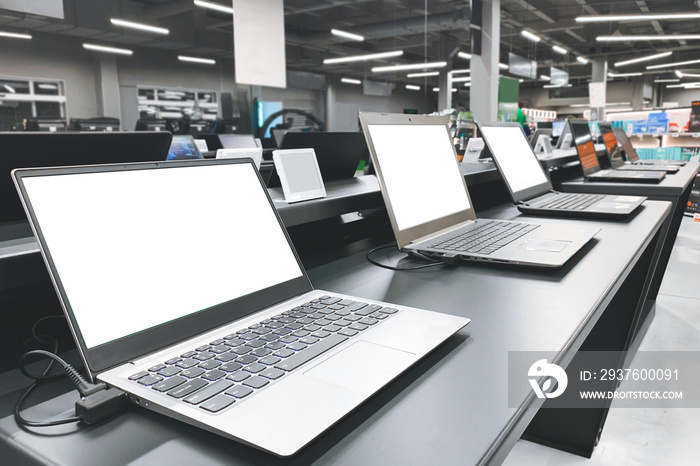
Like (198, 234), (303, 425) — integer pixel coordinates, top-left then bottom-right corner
(75, 387), (129, 425)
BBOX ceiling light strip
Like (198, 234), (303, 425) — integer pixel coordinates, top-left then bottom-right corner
(598, 35), (700, 41)
(372, 61), (447, 73)
(405, 84), (421, 90)
(614, 51), (672, 67)
(178, 55), (216, 64)
(647, 58), (700, 70)
(341, 77), (361, 85)
(323, 50), (403, 65)
(193, 0), (234, 14)
(407, 71), (439, 78)
(330, 29), (364, 41)
(110, 19), (169, 35)
(83, 43), (133, 55)
(578, 13), (700, 23)
(0, 31), (32, 39)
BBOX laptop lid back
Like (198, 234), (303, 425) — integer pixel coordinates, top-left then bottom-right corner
(279, 132), (368, 181)
(218, 134), (258, 149)
(0, 132), (172, 224)
(612, 127), (640, 162)
(359, 112), (476, 250)
(478, 122), (553, 203)
(599, 122), (625, 168)
(13, 159), (311, 377)
(569, 119), (602, 176)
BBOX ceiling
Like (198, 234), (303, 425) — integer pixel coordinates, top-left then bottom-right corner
(2, 0), (700, 88)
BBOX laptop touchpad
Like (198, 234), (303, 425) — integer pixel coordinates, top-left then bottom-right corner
(518, 238), (571, 252)
(304, 341), (415, 394)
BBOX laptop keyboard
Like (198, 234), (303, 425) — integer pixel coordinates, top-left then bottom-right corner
(539, 193), (604, 211)
(427, 220), (539, 255)
(128, 296), (399, 413)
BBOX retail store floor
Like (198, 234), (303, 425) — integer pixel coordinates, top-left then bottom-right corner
(503, 216), (700, 466)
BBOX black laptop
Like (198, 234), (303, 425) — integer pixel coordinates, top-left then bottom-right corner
(0, 131), (172, 225)
(568, 119), (665, 183)
(267, 132), (368, 188)
(479, 122), (645, 218)
(599, 123), (678, 173)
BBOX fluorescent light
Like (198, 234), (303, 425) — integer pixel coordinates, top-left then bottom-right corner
(678, 72), (700, 78)
(614, 51), (672, 67)
(323, 50), (403, 65)
(178, 55), (216, 64)
(648, 58), (700, 70)
(598, 35), (700, 41)
(607, 102), (631, 106)
(552, 45), (567, 55)
(451, 76), (471, 83)
(519, 79), (524, 83)
(499, 63), (509, 70)
(3, 85), (15, 93)
(675, 70), (684, 77)
(83, 43), (133, 55)
(577, 56), (589, 64)
(432, 87), (440, 92)
(341, 77), (361, 85)
(405, 84), (421, 91)
(407, 71), (439, 78)
(457, 52), (472, 60)
(577, 13), (700, 23)
(331, 29), (364, 41)
(372, 61), (447, 73)
(543, 84), (564, 88)
(608, 72), (643, 78)
(464, 82), (471, 87)
(540, 75), (551, 81)
(193, 0), (234, 14)
(37, 84), (58, 90)
(654, 78), (680, 82)
(452, 88), (457, 92)
(0, 31), (32, 40)
(110, 18), (169, 35)
(521, 30), (541, 42)
(450, 69), (471, 74)
(666, 84), (686, 88)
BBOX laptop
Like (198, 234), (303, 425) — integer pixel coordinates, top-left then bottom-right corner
(612, 126), (686, 167)
(599, 123), (678, 173)
(12, 158), (469, 457)
(267, 132), (367, 188)
(568, 119), (666, 183)
(0, 131), (172, 225)
(359, 112), (600, 268)
(479, 122), (645, 218)
(167, 135), (204, 161)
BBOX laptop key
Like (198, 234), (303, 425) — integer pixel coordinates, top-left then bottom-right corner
(148, 364), (166, 372)
(260, 368), (285, 380)
(287, 342), (308, 351)
(193, 351), (216, 361)
(165, 357), (182, 365)
(199, 360), (222, 370)
(152, 376), (187, 392)
(215, 352), (238, 362)
(184, 380), (234, 405)
(180, 367), (206, 378)
(244, 363), (266, 374)
(227, 371), (250, 383)
(218, 362), (242, 373)
(266, 342), (285, 350)
(338, 329), (358, 337)
(158, 366), (182, 377)
(225, 385), (253, 399)
(247, 339), (267, 348)
(200, 394), (236, 413)
(279, 335), (297, 344)
(167, 378), (208, 398)
(129, 371), (149, 381)
(243, 376), (269, 389)
(251, 348), (272, 357)
(202, 370), (226, 381)
(260, 355), (282, 365)
(274, 349), (295, 358)
(236, 355), (258, 364)
(275, 334), (349, 372)
(349, 323), (368, 331)
(224, 338), (246, 347)
(176, 359), (199, 369)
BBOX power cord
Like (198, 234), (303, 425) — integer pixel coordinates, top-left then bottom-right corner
(366, 244), (448, 271)
(15, 336), (128, 428)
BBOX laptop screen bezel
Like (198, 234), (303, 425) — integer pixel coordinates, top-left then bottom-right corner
(359, 112), (476, 250)
(478, 122), (553, 204)
(598, 122), (625, 168)
(569, 118), (602, 177)
(12, 158), (313, 377)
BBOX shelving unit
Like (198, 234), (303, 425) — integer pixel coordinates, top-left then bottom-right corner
(137, 87), (219, 121)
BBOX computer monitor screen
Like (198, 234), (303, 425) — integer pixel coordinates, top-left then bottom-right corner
(569, 119), (600, 175)
(167, 135), (203, 160)
(479, 125), (550, 196)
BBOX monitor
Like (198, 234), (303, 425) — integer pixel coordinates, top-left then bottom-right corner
(135, 119), (168, 132)
(551, 121), (565, 137)
(0, 132), (172, 224)
(24, 118), (67, 132)
(167, 135), (204, 161)
(68, 118), (120, 132)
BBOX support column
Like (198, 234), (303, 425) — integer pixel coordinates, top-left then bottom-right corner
(470, 0), (500, 123)
(590, 58), (607, 121)
(437, 70), (452, 111)
(93, 54), (121, 124)
(631, 77), (648, 110)
(325, 84), (336, 131)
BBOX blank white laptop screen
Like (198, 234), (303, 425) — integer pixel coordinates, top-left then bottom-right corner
(22, 163), (303, 349)
(366, 124), (471, 231)
(479, 126), (549, 193)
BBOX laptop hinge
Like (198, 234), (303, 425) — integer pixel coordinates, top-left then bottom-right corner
(517, 200), (530, 207)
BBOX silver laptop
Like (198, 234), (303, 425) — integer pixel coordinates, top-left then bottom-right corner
(612, 126), (686, 167)
(12, 158), (469, 457)
(479, 122), (646, 218)
(359, 112), (600, 269)
(568, 119), (666, 184)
